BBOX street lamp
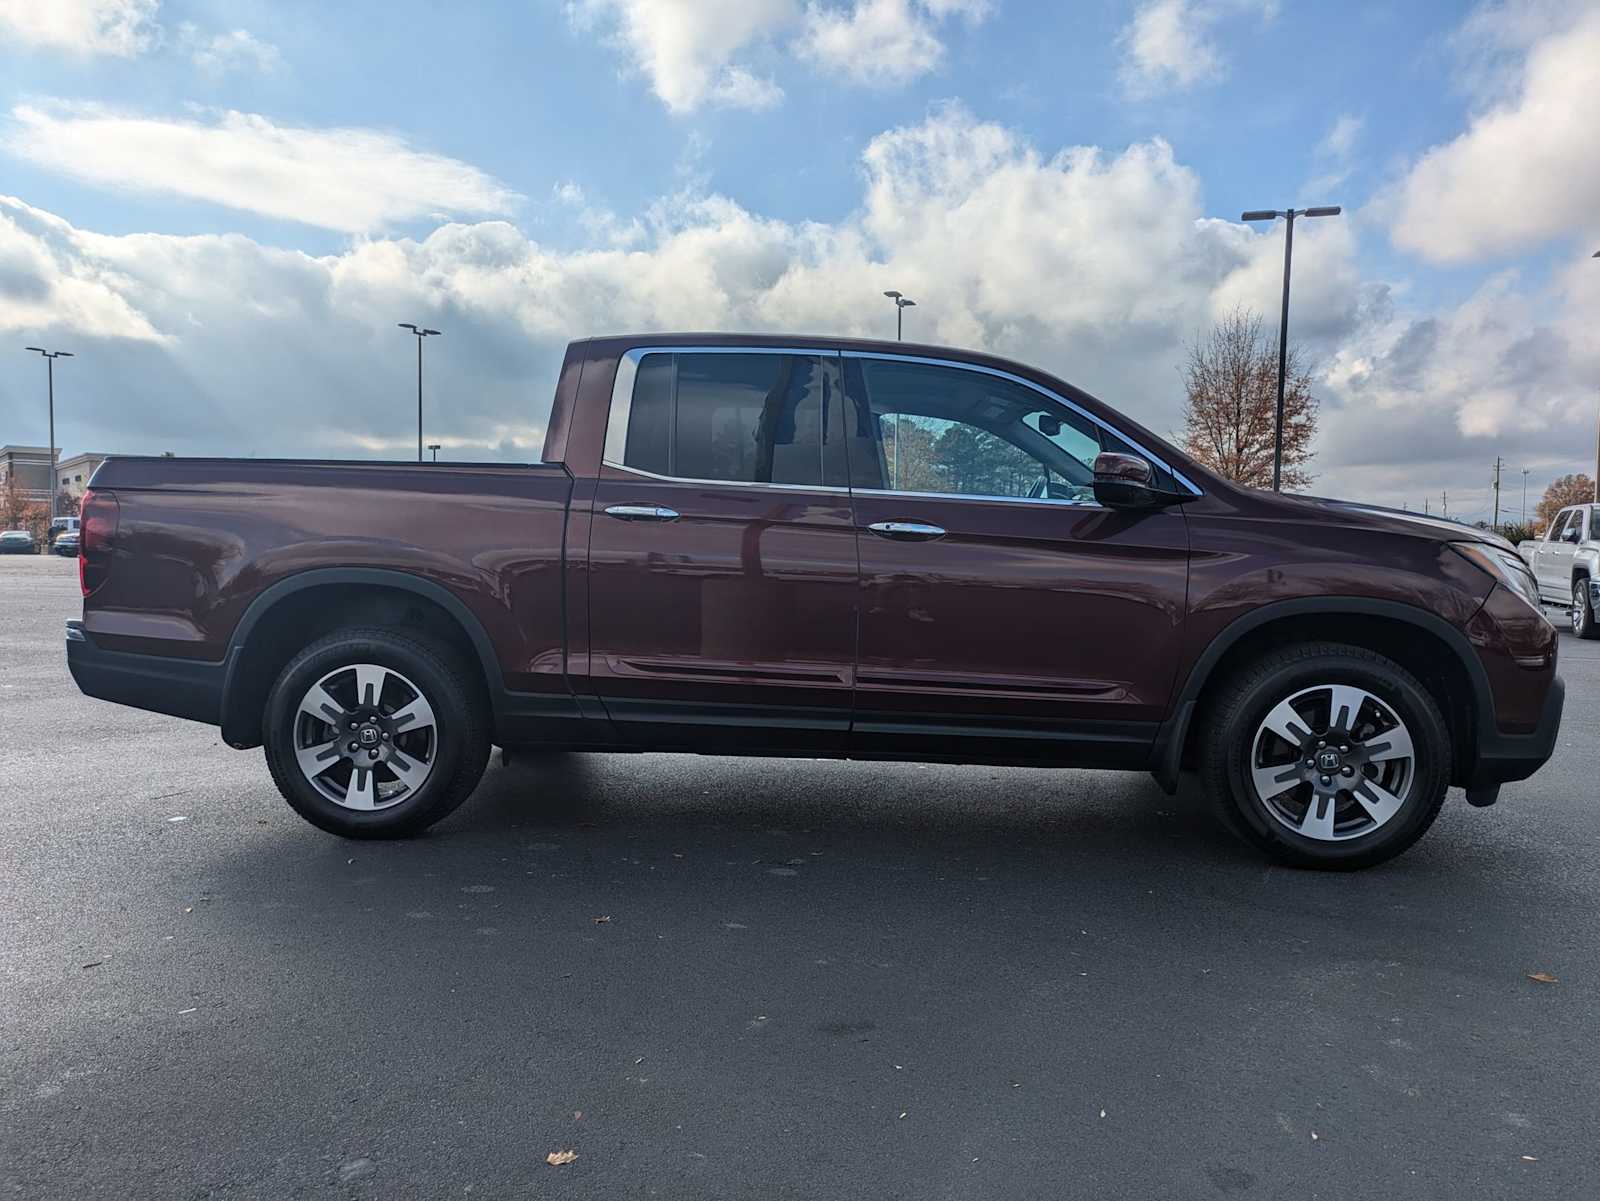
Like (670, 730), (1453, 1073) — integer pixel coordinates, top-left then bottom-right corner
(1522, 468), (1531, 524)
(397, 323), (441, 462)
(1591, 251), (1599, 504)
(24, 347), (73, 522)
(883, 290), (916, 341)
(1241, 205), (1342, 491)
(427, 443), (441, 463)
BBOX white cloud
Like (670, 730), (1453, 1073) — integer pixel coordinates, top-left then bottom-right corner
(569, 0), (794, 112)
(798, 0), (986, 84)
(1304, 112), (1362, 195)
(1319, 113), (1362, 160)
(0, 0), (158, 56)
(1391, 7), (1600, 264)
(571, 0), (991, 110)
(2, 105), (1596, 513)
(180, 24), (282, 75)
(2, 103), (520, 234)
(1118, 0), (1275, 96)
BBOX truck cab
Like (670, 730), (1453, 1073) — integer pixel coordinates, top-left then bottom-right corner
(1519, 503), (1600, 638)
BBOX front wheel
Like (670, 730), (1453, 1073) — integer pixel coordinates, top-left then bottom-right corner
(1574, 579), (1598, 640)
(1199, 642), (1451, 870)
(262, 627), (490, 838)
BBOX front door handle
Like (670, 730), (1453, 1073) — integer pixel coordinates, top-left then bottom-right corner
(867, 521), (946, 541)
(605, 504), (680, 522)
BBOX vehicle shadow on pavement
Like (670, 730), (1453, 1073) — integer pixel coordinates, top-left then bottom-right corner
(443, 750), (1252, 866)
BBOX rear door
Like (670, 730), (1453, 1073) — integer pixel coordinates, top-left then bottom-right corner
(841, 352), (1191, 765)
(585, 346), (858, 750)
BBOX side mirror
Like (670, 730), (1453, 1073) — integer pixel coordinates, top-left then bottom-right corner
(1092, 452), (1185, 509)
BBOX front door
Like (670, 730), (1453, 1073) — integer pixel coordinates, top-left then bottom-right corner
(585, 347), (858, 751)
(1537, 508), (1578, 599)
(841, 353), (1191, 764)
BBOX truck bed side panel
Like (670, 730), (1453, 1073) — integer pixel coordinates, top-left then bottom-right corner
(84, 458), (572, 697)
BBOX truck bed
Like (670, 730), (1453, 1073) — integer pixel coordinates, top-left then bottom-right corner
(74, 456), (575, 741)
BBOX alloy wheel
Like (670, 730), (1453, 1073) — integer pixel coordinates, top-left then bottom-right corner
(1248, 683), (1416, 842)
(293, 663), (438, 810)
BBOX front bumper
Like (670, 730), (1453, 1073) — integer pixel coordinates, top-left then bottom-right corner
(1468, 672), (1565, 788)
(66, 621), (223, 726)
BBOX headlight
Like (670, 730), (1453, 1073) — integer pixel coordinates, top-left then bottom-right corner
(1449, 542), (1544, 612)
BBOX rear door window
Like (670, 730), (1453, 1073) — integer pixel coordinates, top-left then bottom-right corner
(618, 351), (837, 486)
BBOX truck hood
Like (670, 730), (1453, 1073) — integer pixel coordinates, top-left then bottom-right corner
(1287, 495), (1516, 551)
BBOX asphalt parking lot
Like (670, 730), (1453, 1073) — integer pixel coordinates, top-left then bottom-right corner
(2, 553), (1597, 1200)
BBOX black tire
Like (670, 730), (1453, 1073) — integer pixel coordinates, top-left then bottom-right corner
(1574, 578), (1599, 640)
(263, 627), (490, 838)
(1198, 642), (1450, 870)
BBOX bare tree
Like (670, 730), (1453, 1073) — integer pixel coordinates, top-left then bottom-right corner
(1535, 474), (1596, 532)
(1179, 306), (1318, 490)
(2, 476), (31, 529)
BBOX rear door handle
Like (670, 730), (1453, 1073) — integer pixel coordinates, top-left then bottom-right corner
(867, 521), (946, 541)
(604, 504), (680, 522)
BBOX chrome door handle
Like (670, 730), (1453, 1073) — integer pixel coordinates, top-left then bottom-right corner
(605, 504), (680, 522)
(867, 521), (946, 541)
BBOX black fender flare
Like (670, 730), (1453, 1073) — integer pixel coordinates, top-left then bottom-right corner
(1148, 596), (1494, 793)
(218, 567), (506, 746)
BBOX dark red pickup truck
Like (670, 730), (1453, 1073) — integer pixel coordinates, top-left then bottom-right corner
(67, 334), (1563, 868)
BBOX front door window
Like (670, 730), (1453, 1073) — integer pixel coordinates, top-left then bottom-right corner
(843, 356), (1171, 502)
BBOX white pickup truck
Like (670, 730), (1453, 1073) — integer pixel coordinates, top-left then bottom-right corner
(1519, 502), (1600, 638)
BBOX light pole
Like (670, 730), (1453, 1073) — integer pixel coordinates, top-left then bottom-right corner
(1591, 251), (1599, 503)
(397, 323), (441, 462)
(881, 291), (917, 487)
(427, 443), (441, 463)
(882, 290), (916, 341)
(1241, 206), (1342, 491)
(1522, 468), (1530, 524)
(24, 347), (72, 522)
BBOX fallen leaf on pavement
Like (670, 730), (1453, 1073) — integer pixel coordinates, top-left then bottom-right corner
(593, 915), (611, 924)
(547, 1150), (578, 1166)
(1527, 972), (1559, 984)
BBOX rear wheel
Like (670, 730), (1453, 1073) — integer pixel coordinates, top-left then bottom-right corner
(1199, 642), (1450, 870)
(1573, 579), (1598, 639)
(263, 627), (490, 838)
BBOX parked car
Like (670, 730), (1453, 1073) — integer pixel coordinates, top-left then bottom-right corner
(1518, 503), (1600, 639)
(48, 516), (79, 545)
(66, 334), (1564, 868)
(0, 529), (36, 554)
(52, 529), (80, 557)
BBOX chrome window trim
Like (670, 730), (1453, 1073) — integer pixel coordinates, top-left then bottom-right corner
(841, 349), (1204, 497)
(604, 460), (852, 494)
(864, 485), (1107, 511)
(603, 345), (840, 470)
(604, 461), (849, 494)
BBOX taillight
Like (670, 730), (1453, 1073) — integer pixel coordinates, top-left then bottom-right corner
(79, 488), (119, 598)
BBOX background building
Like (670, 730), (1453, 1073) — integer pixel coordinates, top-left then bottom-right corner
(56, 452), (108, 499)
(0, 445), (55, 503)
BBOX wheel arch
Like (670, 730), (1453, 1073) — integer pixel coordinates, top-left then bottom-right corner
(219, 568), (503, 748)
(1150, 598), (1491, 793)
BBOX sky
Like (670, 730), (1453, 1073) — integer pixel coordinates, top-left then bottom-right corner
(1, 0), (1598, 522)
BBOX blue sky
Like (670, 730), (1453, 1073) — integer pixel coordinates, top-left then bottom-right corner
(2, 0), (1598, 519)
